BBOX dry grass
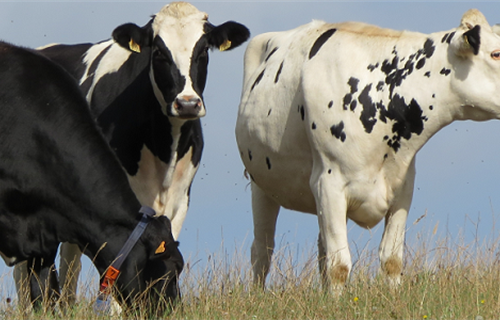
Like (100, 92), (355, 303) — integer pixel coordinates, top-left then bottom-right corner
(170, 230), (500, 320)
(2, 225), (500, 319)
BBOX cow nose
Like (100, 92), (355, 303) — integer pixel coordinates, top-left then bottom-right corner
(174, 96), (203, 119)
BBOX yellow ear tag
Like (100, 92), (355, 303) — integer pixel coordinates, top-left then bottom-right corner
(219, 39), (232, 51)
(463, 34), (470, 48)
(155, 241), (166, 254)
(129, 39), (141, 53)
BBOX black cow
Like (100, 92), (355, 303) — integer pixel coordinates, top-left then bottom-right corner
(0, 41), (183, 313)
(32, 1), (249, 303)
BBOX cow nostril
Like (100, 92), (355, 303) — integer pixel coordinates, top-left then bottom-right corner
(174, 97), (203, 118)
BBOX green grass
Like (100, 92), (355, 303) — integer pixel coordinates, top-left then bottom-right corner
(2, 227), (500, 319)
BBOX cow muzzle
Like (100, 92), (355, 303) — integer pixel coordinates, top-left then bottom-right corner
(174, 95), (205, 119)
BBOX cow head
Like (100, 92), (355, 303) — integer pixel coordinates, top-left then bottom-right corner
(447, 9), (500, 120)
(112, 2), (250, 120)
(113, 216), (183, 314)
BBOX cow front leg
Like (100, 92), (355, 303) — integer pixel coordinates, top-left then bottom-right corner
(250, 181), (280, 287)
(13, 261), (30, 311)
(379, 161), (415, 287)
(311, 170), (351, 294)
(28, 256), (60, 312)
(379, 208), (408, 287)
(58, 242), (82, 307)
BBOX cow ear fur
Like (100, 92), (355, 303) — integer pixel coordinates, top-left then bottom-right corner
(207, 21), (250, 51)
(112, 22), (152, 53)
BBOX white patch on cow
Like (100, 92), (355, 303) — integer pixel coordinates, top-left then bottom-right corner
(126, 121), (199, 239)
(35, 43), (59, 50)
(237, 9), (500, 291)
(150, 2), (207, 117)
(80, 40), (132, 102)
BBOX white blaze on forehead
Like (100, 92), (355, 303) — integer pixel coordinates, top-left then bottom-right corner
(152, 2), (208, 97)
(152, 1), (208, 31)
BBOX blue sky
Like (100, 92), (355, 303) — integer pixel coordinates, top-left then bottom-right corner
(1, 1), (500, 301)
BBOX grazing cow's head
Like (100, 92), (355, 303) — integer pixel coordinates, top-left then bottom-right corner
(112, 1), (250, 119)
(114, 216), (183, 313)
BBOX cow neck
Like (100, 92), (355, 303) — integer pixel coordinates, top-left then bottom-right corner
(160, 118), (186, 188)
(382, 33), (459, 164)
(89, 52), (172, 175)
(78, 208), (145, 277)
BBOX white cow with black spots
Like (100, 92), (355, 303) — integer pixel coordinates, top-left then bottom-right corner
(236, 9), (500, 292)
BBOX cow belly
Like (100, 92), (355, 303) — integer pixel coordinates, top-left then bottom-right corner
(240, 143), (316, 214)
(244, 153), (392, 227)
(240, 132), (396, 227)
(345, 180), (391, 229)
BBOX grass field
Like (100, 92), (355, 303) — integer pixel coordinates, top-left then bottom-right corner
(1, 226), (500, 319)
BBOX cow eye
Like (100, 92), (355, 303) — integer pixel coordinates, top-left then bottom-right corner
(491, 50), (500, 60)
(154, 49), (172, 64)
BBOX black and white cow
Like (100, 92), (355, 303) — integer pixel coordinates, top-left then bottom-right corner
(236, 9), (500, 292)
(0, 41), (183, 311)
(20, 1), (249, 303)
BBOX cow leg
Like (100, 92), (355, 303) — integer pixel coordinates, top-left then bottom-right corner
(379, 160), (415, 287)
(379, 208), (408, 287)
(28, 255), (60, 312)
(167, 148), (200, 240)
(169, 199), (188, 241)
(250, 181), (280, 287)
(317, 231), (326, 282)
(311, 170), (350, 294)
(13, 262), (31, 311)
(58, 242), (82, 307)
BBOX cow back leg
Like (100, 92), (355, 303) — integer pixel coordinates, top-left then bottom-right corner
(379, 160), (415, 287)
(250, 181), (280, 287)
(58, 242), (82, 307)
(28, 256), (60, 312)
(311, 168), (351, 294)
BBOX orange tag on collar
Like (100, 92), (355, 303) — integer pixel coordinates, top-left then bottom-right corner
(100, 266), (120, 293)
(155, 241), (166, 254)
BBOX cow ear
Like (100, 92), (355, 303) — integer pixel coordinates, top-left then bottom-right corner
(452, 24), (482, 57)
(112, 22), (152, 53)
(149, 241), (180, 260)
(453, 9), (489, 57)
(463, 25), (481, 55)
(207, 21), (250, 51)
